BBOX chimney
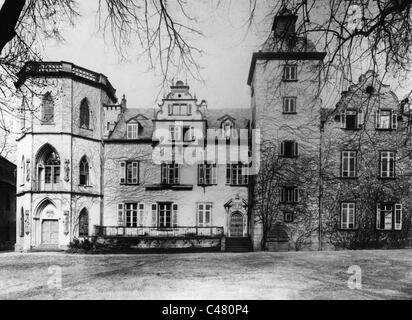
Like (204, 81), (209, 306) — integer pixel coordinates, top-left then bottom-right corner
(272, 6), (298, 39)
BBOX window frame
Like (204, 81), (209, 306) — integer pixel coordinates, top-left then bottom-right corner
(282, 96), (297, 114)
(283, 211), (294, 223)
(280, 140), (299, 158)
(198, 163), (217, 185)
(120, 160), (140, 185)
(340, 202), (356, 230)
(375, 109), (397, 131)
(376, 202), (402, 231)
(341, 150), (357, 178)
(226, 163), (249, 186)
(282, 65), (298, 81)
(280, 186), (299, 204)
(161, 162), (180, 185)
(125, 202), (138, 227)
(41, 92), (54, 123)
(79, 157), (90, 186)
(79, 98), (90, 129)
(379, 151), (395, 179)
(126, 123), (139, 139)
(197, 203), (212, 227)
(340, 109), (363, 130)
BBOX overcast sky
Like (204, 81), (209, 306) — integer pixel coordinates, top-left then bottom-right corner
(43, 1), (273, 110)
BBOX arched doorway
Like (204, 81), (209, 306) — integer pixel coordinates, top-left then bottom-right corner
(230, 212), (244, 237)
(33, 199), (59, 247)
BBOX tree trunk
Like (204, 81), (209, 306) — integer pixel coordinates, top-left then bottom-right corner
(0, 0), (26, 54)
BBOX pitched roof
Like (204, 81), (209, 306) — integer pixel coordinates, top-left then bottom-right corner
(204, 108), (250, 129)
(109, 108), (154, 140)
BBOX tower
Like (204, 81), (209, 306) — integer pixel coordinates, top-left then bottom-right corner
(14, 61), (117, 251)
(248, 9), (326, 251)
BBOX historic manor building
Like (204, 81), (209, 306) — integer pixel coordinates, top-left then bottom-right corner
(14, 8), (412, 252)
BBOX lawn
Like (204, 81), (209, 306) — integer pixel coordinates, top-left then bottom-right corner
(0, 249), (411, 299)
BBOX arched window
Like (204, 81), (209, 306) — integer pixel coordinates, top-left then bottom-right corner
(41, 92), (54, 122)
(78, 209), (89, 237)
(21, 156), (25, 185)
(79, 156), (89, 185)
(80, 98), (90, 129)
(36, 144), (61, 190)
(20, 207), (24, 237)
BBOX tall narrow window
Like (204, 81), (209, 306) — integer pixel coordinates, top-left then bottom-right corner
(125, 203), (138, 227)
(79, 98), (90, 129)
(380, 151), (395, 178)
(161, 162), (179, 185)
(341, 202), (356, 229)
(21, 156), (25, 185)
(119, 161), (139, 185)
(79, 156), (89, 185)
(44, 151), (60, 184)
(42, 92), (54, 122)
(198, 203), (212, 227)
(198, 163), (217, 185)
(283, 65), (297, 81)
(78, 208), (89, 236)
(341, 151), (357, 178)
(283, 97), (297, 113)
(158, 202), (172, 228)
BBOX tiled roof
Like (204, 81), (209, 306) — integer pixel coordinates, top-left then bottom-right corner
(204, 108), (250, 129)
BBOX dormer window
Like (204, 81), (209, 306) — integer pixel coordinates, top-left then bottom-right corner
(222, 120), (233, 139)
(127, 123), (139, 139)
(283, 65), (297, 81)
(376, 109), (397, 130)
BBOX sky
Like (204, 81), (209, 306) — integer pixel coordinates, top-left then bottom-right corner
(43, 1), (273, 110)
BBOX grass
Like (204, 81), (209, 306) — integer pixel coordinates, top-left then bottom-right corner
(0, 249), (411, 299)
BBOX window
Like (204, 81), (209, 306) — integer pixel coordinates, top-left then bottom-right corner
(168, 103), (191, 115)
(161, 162), (179, 185)
(280, 187), (299, 203)
(380, 151), (395, 178)
(127, 123), (139, 139)
(44, 151), (60, 184)
(158, 203), (178, 228)
(79, 157), (89, 185)
(280, 141), (298, 157)
(20, 207), (24, 237)
(79, 98), (90, 129)
(125, 203), (138, 227)
(198, 203), (212, 227)
(283, 65), (297, 81)
(284, 212), (293, 223)
(222, 121), (233, 139)
(198, 163), (217, 185)
(377, 203), (402, 230)
(375, 110), (397, 130)
(119, 161), (139, 185)
(340, 202), (356, 229)
(41, 92), (54, 122)
(283, 97), (296, 113)
(341, 151), (357, 178)
(78, 209), (89, 236)
(341, 109), (363, 129)
(226, 163), (249, 185)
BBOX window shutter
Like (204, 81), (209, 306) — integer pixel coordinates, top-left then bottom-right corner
(198, 164), (204, 185)
(174, 163), (180, 184)
(375, 111), (380, 129)
(168, 105), (172, 115)
(161, 163), (167, 184)
(172, 204), (178, 227)
(151, 203), (157, 227)
(294, 142), (299, 157)
(341, 111), (346, 128)
(132, 161), (139, 184)
(280, 187), (284, 203)
(117, 203), (124, 226)
(120, 161), (126, 184)
(212, 164), (217, 184)
(226, 164), (231, 184)
(188, 104), (192, 115)
(357, 110), (363, 128)
(280, 141), (284, 156)
(376, 203), (381, 229)
(138, 203), (144, 227)
(294, 188), (299, 203)
(395, 203), (402, 230)
(291, 98), (296, 112)
(392, 111), (398, 130)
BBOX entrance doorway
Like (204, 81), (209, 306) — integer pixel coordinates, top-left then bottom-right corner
(41, 220), (59, 245)
(230, 212), (243, 237)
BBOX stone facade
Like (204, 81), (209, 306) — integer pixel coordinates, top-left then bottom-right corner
(0, 156), (16, 249)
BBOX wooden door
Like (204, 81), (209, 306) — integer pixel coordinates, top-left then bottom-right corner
(41, 220), (59, 245)
(230, 212), (243, 237)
